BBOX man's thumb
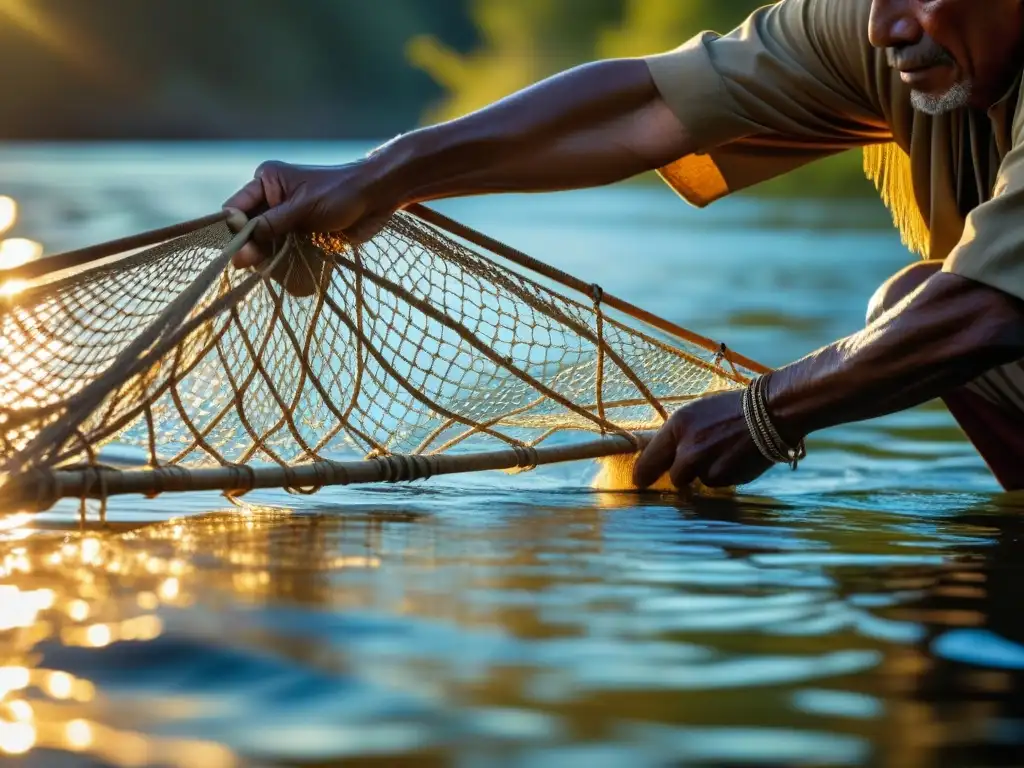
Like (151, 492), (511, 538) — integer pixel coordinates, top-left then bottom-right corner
(228, 203), (298, 270)
(631, 422), (679, 488)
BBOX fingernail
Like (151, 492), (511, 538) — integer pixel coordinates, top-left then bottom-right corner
(231, 244), (259, 269)
(224, 207), (249, 232)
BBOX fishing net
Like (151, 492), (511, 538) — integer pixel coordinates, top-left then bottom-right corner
(0, 204), (764, 512)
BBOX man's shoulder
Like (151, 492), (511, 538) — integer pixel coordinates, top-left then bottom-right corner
(1011, 77), (1024, 150)
(776, 0), (872, 38)
(802, 0), (872, 22)
(771, 0), (885, 112)
(799, 0), (875, 62)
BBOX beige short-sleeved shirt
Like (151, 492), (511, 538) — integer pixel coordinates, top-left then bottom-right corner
(643, 0), (1024, 300)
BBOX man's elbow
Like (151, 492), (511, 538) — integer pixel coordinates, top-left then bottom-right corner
(961, 277), (1024, 363)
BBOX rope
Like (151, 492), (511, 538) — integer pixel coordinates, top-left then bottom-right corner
(404, 203), (770, 376)
(592, 283), (607, 431)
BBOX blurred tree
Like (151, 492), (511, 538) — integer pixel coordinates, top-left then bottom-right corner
(409, 0), (760, 124)
(409, 0), (872, 197)
(407, 0), (620, 124)
(0, 0), (476, 139)
(0, 0), (873, 196)
(598, 0), (760, 58)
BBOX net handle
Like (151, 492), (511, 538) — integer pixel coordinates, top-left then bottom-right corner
(0, 211), (229, 282)
(2, 433), (653, 512)
(403, 204), (770, 375)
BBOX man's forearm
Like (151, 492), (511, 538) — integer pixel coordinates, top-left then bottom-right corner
(367, 59), (693, 205)
(767, 272), (1024, 441)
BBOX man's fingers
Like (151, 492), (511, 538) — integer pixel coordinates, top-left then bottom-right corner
(224, 207), (261, 269)
(232, 242), (267, 270)
(230, 201), (303, 271)
(222, 178), (266, 216)
(224, 161), (309, 273)
(223, 207), (249, 233)
(668, 451), (699, 491)
(632, 420), (680, 488)
(253, 201), (300, 246)
(254, 159), (285, 180)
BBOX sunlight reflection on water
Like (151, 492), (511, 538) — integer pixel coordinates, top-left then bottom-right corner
(1, 143), (1023, 766)
(0, 194), (43, 298)
(0, 196), (16, 235)
(1, 498), (1024, 765)
(0, 237), (41, 270)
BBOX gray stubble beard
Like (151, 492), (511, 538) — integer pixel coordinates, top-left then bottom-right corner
(910, 80), (973, 115)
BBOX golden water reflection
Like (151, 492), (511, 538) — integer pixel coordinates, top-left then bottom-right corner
(0, 500), (1021, 765)
(0, 512), (286, 766)
(0, 505), (407, 765)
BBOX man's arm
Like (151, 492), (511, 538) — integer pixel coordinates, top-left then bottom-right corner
(768, 272), (1024, 439)
(224, 59), (693, 261)
(226, 0), (881, 261)
(632, 273), (1024, 490)
(371, 59), (694, 202)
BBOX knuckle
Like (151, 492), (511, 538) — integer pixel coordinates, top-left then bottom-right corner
(255, 160), (285, 178)
(666, 408), (690, 436)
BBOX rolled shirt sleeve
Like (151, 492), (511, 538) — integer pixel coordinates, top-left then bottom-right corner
(944, 100), (1024, 302)
(643, 0), (890, 206)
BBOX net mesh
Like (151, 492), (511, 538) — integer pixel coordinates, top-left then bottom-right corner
(0, 210), (756, 497)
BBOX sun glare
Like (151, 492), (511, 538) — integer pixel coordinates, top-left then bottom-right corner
(0, 196), (15, 235)
(0, 279), (29, 297)
(0, 238), (42, 270)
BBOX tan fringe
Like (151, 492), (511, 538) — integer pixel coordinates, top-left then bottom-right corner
(863, 143), (931, 259)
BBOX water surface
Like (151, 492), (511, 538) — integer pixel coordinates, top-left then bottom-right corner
(2, 142), (1023, 767)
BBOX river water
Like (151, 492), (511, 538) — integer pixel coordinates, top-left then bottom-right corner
(1, 143), (1023, 767)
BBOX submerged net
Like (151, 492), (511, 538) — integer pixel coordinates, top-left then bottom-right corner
(0, 205), (764, 511)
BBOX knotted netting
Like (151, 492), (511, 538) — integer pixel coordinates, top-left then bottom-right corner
(0, 204), (765, 511)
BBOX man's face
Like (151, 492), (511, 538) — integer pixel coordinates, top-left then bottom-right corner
(869, 0), (1024, 115)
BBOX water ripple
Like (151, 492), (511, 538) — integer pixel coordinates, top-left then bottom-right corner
(1, 153), (1021, 765)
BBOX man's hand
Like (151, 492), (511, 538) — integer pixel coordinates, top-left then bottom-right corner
(632, 390), (773, 490)
(634, 272), (1024, 494)
(222, 159), (397, 272)
(221, 58), (688, 276)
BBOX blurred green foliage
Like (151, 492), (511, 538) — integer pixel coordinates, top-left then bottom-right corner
(409, 0), (871, 197)
(0, 0), (475, 140)
(1, 0), (870, 196)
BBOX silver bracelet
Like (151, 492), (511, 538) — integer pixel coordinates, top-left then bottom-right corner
(742, 375), (806, 470)
(742, 383), (781, 463)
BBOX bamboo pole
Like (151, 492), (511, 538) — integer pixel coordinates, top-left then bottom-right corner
(1, 434), (652, 512)
(0, 211), (229, 282)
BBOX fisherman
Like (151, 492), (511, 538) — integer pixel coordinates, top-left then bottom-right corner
(224, 0), (1024, 491)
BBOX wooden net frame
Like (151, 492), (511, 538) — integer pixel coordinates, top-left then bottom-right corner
(0, 204), (767, 512)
